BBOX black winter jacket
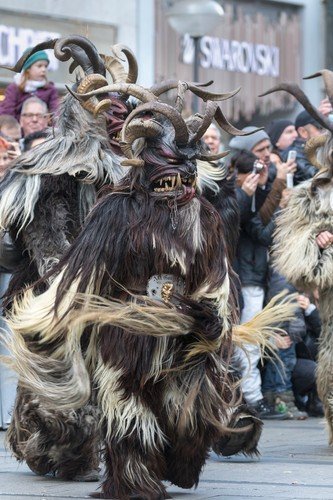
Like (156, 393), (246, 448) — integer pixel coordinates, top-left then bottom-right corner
(233, 184), (278, 287)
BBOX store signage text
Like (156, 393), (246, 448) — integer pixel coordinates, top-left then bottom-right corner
(0, 25), (60, 71)
(180, 34), (279, 77)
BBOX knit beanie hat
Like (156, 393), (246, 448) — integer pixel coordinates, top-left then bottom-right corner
(266, 119), (293, 148)
(22, 50), (49, 71)
(295, 110), (320, 130)
(229, 126), (270, 152)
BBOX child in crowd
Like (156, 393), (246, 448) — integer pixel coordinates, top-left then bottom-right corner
(0, 49), (59, 121)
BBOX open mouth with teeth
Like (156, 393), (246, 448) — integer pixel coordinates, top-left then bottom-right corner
(152, 173), (197, 204)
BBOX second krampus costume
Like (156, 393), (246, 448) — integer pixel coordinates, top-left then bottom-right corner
(262, 70), (333, 443)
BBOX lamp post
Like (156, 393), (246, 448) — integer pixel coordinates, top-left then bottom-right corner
(166, 0), (224, 112)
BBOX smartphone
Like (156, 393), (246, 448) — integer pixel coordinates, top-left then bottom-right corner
(286, 173), (294, 188)
(287, 150), (297, 162)
(286, 150), (296, 188)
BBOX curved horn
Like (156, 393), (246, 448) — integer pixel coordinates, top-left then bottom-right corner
(100, 44), (138, 85)
(100, 54), (127, 83)
(304, 70), (333, 106)
(150, 80), (240, 102)
(189, 101), (219, 143)
(111, 44), (138, 84)
(54, 36), (105, 75)
(197, 150), (230, 162)
(259, 83), (333, 133)
(68, 74), (111, 116)
(123, 101), (189, 147)
(70, 83), (157, 104)
(120, 118), (163, 166)
(172, 83), (239, 114)
(122, 101), (189, 146)
(304, 134), (327, 169)
(0, 39), (57, 72)
(150, 79), (214, 96)
(186, 84), (241, 102)
(214, 107), (263, 136)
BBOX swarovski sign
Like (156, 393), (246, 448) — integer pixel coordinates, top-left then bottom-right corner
(180, 34), (279, 77)
(0, 25), (60, 71)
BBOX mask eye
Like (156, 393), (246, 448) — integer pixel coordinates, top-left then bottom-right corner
(167, 158), (181, 165)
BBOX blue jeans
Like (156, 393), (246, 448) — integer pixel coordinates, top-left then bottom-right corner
(262, 344), (297, 394)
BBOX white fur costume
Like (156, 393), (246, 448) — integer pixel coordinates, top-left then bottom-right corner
(273, 179), (333, 441)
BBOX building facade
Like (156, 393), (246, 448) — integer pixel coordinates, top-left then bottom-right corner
(157, 0), (326, 126)
(0, 0), (327, 126)
(0, 0), (155, 94)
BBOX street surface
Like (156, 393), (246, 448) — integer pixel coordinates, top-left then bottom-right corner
(1, 418), (333, 499)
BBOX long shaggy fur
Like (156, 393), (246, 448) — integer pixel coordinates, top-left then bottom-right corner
(3, 178), (239, 498)
(3, 105), (272, 497)
(6, 386), (100, 480)
(273, 181), (333, 443)
(273, 180), (333, 290)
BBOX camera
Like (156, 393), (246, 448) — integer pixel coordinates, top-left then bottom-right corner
(252, 160), (264, 174)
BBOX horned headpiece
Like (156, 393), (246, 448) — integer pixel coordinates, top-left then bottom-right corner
(72, 78), (262, 164)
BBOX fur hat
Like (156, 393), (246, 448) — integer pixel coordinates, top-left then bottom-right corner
(22, 50), (49, 71)
(229, 126), (270, 152)
(266, 119), (293, 147)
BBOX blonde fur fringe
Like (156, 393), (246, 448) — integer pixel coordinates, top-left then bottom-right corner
(232, 291), (297, 355)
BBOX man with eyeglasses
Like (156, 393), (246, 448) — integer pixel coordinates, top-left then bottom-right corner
(19, 96), (50, 142)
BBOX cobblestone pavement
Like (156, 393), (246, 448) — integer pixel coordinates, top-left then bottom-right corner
(1, 418), (333, 499)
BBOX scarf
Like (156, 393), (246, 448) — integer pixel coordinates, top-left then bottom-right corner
(14, 73), (47, 93)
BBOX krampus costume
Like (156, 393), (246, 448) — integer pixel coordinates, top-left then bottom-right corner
(0, 36), (140, 480)
(261, 70), (333, 443)
(2, 86), (280, 498)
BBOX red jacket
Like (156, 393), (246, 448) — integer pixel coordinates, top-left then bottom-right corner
(0, 82), (59, 121)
